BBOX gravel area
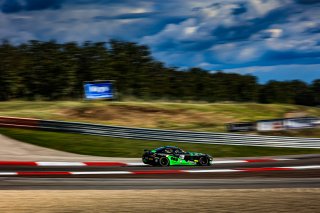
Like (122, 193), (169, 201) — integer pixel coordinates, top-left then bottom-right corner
(0, 189), (319, 213)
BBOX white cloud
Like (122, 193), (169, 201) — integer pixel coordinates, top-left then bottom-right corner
(248, 0), (283, 16)
(0, 13), (36, 43)
(142, 18), (213, 46)
(184, 26), (198, 35)
(0, 0), (319, 83)
(265, 28), (283, 38)
(210, 42), (264, 63)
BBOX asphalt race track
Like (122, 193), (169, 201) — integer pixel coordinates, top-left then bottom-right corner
(0, 155), (319, 189)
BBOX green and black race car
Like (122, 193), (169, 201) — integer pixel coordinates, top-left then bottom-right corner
(142, 146), (213, 166)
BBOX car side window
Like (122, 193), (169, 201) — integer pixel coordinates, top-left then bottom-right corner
(174, 148), (183, 154)
(164, 148), (173, 154)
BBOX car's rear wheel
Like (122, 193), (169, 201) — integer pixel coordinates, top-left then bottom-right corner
(159, 157), (170, 166)
(198, 156), (209, 166)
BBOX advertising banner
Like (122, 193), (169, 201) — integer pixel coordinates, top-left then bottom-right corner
(226, 122), (256, 132)
(256, 120), (284, 131)
(84, 81), (113, 100)
(284, 117), (319, 129)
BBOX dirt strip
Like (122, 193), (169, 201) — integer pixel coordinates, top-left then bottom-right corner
(0, 189), (319, 213)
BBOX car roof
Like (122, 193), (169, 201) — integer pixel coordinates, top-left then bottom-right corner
(155, 146), (179, 150)
(162, 146), (179, 149)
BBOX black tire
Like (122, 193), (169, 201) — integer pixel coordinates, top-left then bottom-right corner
(142, 157), (148, 164)
(159, 157), (170, 167)
(198, 156), (209, 166)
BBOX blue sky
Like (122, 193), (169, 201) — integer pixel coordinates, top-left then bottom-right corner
(0, 0), (319, 83)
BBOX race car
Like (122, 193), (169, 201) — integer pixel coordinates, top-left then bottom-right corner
(142, 146), (213, 166)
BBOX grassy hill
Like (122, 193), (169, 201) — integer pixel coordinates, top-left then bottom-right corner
(0, 101), (319, 157)
(0, 101), (320, 134)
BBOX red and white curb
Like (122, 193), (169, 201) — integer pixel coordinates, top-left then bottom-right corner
(0, 158), (292, 167)
(0, 161), (134, 167)
(0, 165), (319, 176)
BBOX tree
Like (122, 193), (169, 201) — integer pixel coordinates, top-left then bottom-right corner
(0, 39), (317, 106)
(0, 41), (19, 100)
(311, 79), (320, 106)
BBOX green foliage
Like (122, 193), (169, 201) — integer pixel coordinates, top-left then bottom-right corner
(0, 40), (319, 106)
(1, 128), (319, 157)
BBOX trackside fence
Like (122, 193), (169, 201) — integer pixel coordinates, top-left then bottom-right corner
(0, 116), (320, 149)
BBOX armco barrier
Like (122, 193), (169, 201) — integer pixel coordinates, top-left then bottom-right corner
(0, 116), (39, 129)
(0, 116), (320, 148)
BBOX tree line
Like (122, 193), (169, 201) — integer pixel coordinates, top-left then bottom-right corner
(0, 40), (319, 106)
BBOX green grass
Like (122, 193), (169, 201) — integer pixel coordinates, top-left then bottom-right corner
(0, 128), (319, 158)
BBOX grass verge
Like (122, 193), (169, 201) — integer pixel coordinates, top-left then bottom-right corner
(0, 128), (319, 158)
(1, 101), (320, 133)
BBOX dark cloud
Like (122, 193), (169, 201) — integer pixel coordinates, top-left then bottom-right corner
(264, 51), (320, 62)
(295, 0), (320, 4)
(232, 3), (247, 15)
(0, 0), (319, 83)
(93, 13), (188, 40)
(1, 0), (64, 13)
(25, 0), (63, 11)
(69, 0), (143, 6)
(178, 40), (216, 51)
(71, 0), (122, 3)
(93, 12), (159, 21)
(212, 9), (288, 43)
(305, 25), (320, 34)
(245, 49), (320, 67)
(1, 0), (23, 13)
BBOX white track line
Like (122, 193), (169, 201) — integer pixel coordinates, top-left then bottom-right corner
(0, 165), (319, 176)
(126, 163), (147, 166)
(282, 165), (320, 170)
(0, 172), (17, 176)
(37, 162), (86, 166)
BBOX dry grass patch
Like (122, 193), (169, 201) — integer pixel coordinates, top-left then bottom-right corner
(60, 105), (231, 130)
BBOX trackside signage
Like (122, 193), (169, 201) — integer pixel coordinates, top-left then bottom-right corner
(84, 81), (113, 99)
(256, 119), (284, 131)
(284, 117), (319, 129)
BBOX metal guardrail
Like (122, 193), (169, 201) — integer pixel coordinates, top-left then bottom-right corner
(0, 116), (319, 148)
(37, 120), (320, 149)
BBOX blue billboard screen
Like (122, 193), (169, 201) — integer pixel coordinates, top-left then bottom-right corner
(84, 82), (113, 99)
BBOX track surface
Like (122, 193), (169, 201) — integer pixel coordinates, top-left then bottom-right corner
(0, 133), (319, 190)
(1, 156), (319, 189)
(1, 178), (319, 190)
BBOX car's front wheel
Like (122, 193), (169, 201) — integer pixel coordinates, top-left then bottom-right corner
(198, 156), (210, 166)
(159, 157), (170, 166)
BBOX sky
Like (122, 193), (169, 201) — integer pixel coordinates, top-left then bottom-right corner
(0, 0), (319, 83)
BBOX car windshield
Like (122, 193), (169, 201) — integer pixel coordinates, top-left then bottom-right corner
(155, 147), (166, 152)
